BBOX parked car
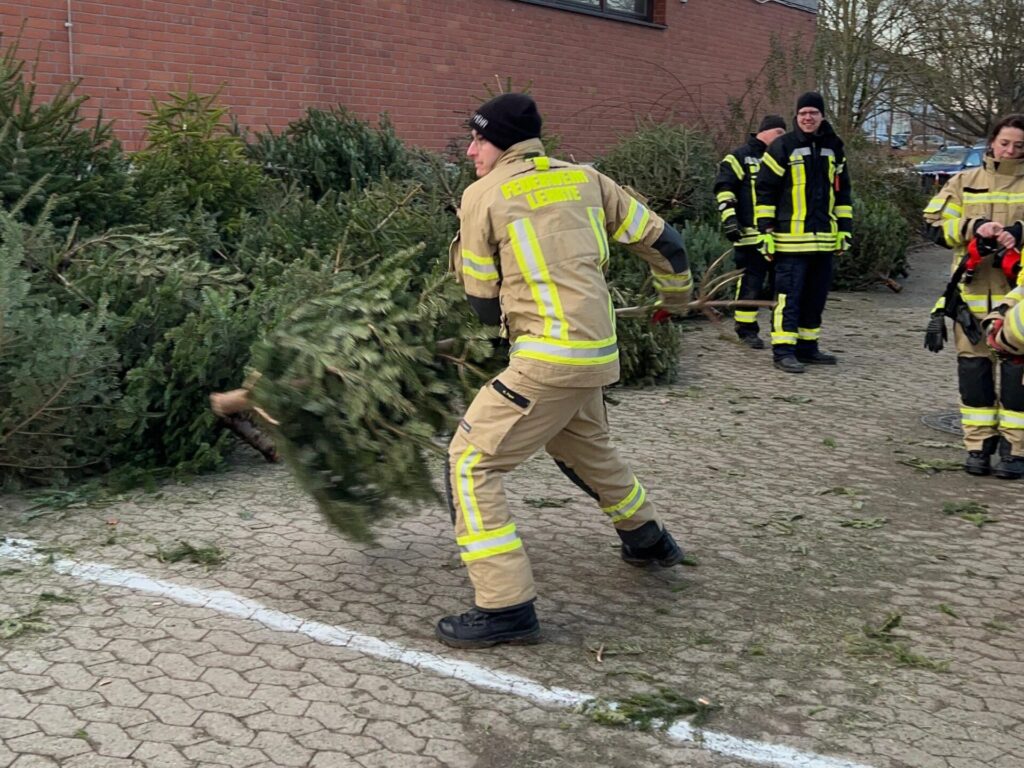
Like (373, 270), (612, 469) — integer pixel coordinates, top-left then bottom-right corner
(914, 144), (985, 191)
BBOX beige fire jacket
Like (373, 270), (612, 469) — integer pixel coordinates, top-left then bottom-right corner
(451, 138), (691, 388)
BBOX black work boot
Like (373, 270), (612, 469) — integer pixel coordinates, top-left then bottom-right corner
(965, 436), (1000, 476)
(773, 355), (806, 374)
(964, 451), (992, 476)
(435, 601), (541, 649)
(738, 334), (765, 350)
(993, 455), (1024, 480)
(618, 521), (685, 567)
(797, 349), (838, 365)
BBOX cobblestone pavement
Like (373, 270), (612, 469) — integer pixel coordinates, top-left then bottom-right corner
(2, 245), (1022, 768)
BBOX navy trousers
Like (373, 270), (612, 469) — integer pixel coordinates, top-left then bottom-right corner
(770, 252), (834, 360)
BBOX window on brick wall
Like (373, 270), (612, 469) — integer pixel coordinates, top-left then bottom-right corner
(518, 0), (653, 23)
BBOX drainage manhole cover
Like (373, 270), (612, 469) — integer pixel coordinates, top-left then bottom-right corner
(921, 410), (963, 435)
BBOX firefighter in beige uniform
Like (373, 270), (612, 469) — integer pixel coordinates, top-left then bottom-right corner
(437, 94), (693, 648)
(923, 113), (1024, 479)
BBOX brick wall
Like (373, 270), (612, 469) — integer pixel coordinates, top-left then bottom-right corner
(3, 0), (816, 158)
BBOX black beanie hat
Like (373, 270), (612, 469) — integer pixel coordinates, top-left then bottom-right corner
(469, 93), (542, 151)
(795, 91), (825, 115)
(758, 114), (786, 132)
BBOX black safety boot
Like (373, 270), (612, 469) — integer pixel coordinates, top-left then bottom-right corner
(993, 455), (1024, 480)
(435, 601), (541, 649)
(773, 356), (806, 374)
(965, 436), (1000, 476)
(619, 521), (685, 567)
(964, 450), (992, 476)
(797, 350), (838, 365)
(739, 334), (765, 350)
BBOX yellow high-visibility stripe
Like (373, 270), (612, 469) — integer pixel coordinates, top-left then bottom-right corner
(461, 249), (499, 282)
(587, 207), (609, 268)
(654, 270), (693, 293)
(735, 310), (758, 323)
(762, 153), (785, 176)
(999, 409), (1024, 429)
(797, 326), (820, 340)
(835, 205), (853, 219)
(960, 407), (998, 427)
(791, 157), (807, 234)
(612, 198), (651, 244)
(456, 446), (486, 534)
(716, 190), (737, 204)
(511, 335), (619, 367)
(457, 522), (523, 562)
(963, 192), (1024, 205)
(724, 154), (745, 180)
(772, 293), (795, 344)
(508, 218), (569, 341)
(601, 478), (646, 523)
(1005, 303), (1024, 347)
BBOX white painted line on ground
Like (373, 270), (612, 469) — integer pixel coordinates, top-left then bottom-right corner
(0, 538), (872, 768)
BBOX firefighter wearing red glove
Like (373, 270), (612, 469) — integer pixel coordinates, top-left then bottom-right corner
(923, 113), (1024, 479)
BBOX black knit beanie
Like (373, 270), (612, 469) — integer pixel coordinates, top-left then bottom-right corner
(758, 114), (787, 132)
(469, 93), (542, 150)
(795, 91), (825, 115)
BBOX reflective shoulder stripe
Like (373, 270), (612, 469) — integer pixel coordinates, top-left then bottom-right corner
(724, 154), (745, 180)
(761, 153), (785, 176)
(790, 147), (812, 159)
(612, 197), (651, 244)
(820, 148), (835, 157)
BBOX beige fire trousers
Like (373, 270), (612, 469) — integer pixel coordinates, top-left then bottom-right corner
(447, 366), (661, 609)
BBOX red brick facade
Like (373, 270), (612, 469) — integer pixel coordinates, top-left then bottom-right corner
(4, 0), (816, 158)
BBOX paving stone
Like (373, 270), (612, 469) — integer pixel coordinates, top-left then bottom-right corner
(248, 731), (315, 767)
(25, 703), (85, 736)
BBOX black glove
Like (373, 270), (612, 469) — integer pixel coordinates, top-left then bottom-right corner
(924, 311), (947, 353)
(722, 214), (742, 242)
(954, 302), (983, 345)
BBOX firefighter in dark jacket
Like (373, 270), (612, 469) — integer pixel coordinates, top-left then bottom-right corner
(714, 115), (788, 348)
(755, 92), (853, 373)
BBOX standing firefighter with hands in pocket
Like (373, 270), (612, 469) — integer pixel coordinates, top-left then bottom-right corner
(754, 91), (852, 373)
(923, 113), (1024, 479)
(440, 93), (693, 649)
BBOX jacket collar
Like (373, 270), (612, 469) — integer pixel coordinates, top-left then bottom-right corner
(796, 120), (842, 149)
(984, 155), (1024, 176)
(495, 138), (547, 168)
(747, 134), (767, 152)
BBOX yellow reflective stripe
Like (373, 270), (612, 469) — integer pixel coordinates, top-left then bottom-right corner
(945, 202), (963, 215)
(461, 249), (500, 282)
(737, 234), (760, 247)
(532, 156), (551, 171)
(797, 327), (820, 340)
(457, 523), (523, 562)
(653, 270), (693, 292)
(791, 158), (807, 234)
(508, 218), (569, 341)
(943, 219), (962, 246)
(716, 190), (737, 204)
(923, 197), (945, 213)
(720, 207), (736, 222)
(772, 292), (795, 344)
(510, 334), (618, 366)
(587, 207), (609, 268)
(961, 292), (1004, 313)
(724, 154), (745, 180)
(834, 205), (853, 219)
(960, 407), (998, 427)
(963, 192), (1024, 205)
(762, 153), (785, 176)
(612, 197), (651, 244)
(999, 409), (1024, 429)
(601, 477), (646, 523)
(734, 310), (758, 323)
(455, 447), (485, 534)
